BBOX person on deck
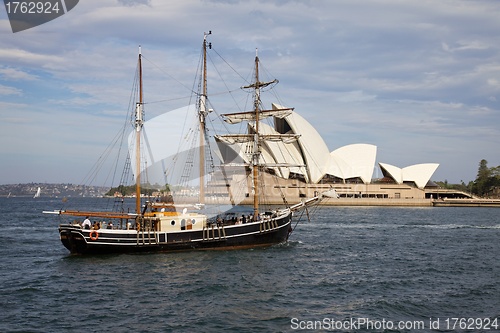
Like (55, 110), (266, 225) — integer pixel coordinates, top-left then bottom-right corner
(82, 217), (91, 229)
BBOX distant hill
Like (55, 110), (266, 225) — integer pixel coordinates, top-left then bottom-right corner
(0, 183), (109, 198)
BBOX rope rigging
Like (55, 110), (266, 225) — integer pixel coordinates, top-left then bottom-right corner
(73, 40), (316, 219)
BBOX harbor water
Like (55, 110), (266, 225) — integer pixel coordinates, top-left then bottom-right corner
(0, 197), (499, 332)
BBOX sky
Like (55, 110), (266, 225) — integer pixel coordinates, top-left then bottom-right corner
(1, 0), (500, 185)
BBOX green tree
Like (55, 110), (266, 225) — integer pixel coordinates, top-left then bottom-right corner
(105, 183), (170, 196)
(473, 159), (489, 196)
(491, 166), (500, 178)
(473, 159), (500, 197)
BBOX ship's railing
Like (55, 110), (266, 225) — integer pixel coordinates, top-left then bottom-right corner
(203, 222), (226, 241)
(136, 217), (158, 245)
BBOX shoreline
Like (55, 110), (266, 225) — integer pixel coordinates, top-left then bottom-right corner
(431, 198), (500, 207)
(4, 195), (500, 207)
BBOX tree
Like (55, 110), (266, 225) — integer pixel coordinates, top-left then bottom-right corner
(477, 159), (490, 179)
(105, 183), (170, 197)
(472, 159), (500, 197)
(491, 166), (500, 178)
(473, 159), (490, 196)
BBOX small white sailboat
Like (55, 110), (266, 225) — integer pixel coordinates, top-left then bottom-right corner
(33, 187), (41, 199)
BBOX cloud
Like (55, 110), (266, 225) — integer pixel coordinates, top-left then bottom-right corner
(0, 67), (39, 81)
(118, 0), (151, 6)
(0, 84), (22, 96)
(0, 49), (65, 69)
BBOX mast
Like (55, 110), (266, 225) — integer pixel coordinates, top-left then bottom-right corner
(199, 31), (211, 205)
(134, 46), (144, 214)
(252, 50), (260, 220)
(237, 49), (279, 220)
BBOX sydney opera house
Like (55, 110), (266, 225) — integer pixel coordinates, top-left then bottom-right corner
(208, 103), (463, 205)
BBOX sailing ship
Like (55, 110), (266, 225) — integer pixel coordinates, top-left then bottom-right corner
(33, 187), (41, 198)
(44, 33), (336, 255)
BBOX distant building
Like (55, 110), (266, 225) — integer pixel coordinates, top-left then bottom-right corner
(209, 104), (466, 204)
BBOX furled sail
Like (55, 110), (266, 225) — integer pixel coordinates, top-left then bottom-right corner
(215, 133), (300, 144)
(221, 107), (293, 124)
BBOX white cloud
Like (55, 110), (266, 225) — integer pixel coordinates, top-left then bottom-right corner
(118, 0), (151, 6)
(0, 67), (39, 81)
(0, 49), (65, 68)
(0, 84), (22, 96)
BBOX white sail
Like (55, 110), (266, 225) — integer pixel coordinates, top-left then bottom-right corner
(33, 187), (41, 198)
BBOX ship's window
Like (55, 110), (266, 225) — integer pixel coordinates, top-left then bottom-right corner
(170, 220), (176, 226)
(191, 219), (196, 225)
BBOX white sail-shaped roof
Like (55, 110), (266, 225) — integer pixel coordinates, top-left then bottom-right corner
(329, 144), (377, 183)
(274, 103), (330, 183)
(402, 163), (439, 188)
(327, 153), (352, 180)
(379, 163), (403, 184)
(214, 102), (442, 188)
(379, 162), (439, 188)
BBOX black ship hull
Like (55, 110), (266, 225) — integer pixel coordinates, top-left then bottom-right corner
(58, 211), (292, 255)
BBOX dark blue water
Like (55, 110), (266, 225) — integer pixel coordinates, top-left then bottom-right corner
(1, 197), (499, 332)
